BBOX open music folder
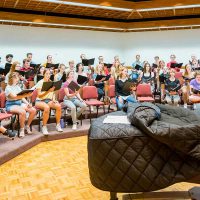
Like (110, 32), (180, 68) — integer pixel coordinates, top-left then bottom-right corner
(41, 80), (62, 92)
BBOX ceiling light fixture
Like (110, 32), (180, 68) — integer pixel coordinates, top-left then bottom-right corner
(37, 0), (133, 12)
(137, 4), (200, 12)
(128, 24), (200, 31)
(0, 19), (124, 31)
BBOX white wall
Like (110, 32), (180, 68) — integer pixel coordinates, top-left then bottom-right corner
(123, 29), (200, 65)
(0, 25), (200, 66)
(0, 25), (124, 65)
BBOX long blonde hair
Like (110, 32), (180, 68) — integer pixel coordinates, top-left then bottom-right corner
(118, 67), (128, 79)
(95, 64), (105, 75)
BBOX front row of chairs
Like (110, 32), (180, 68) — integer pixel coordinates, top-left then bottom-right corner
(0, 85), (107, 136)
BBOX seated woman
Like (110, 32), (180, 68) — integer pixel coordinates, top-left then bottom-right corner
(164, 69), (181, 106)
(115, 67), (137, 110)
(93, 63), (107, 101)
(140, 63), (155, 92)
(74, 63), (87, 85)
(54, 64), (66, 82)
(189, 71), (200, 109)
(63, 71), (87, 130)
(35, 69), (63, 135)
(34, 66), (45, 84)
(5, 72), (36, 138)
(182, 64), (195, 108)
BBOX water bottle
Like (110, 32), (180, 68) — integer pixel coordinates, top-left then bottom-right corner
(60, 119), (65, 129)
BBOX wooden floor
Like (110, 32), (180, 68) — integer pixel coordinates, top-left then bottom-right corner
(0, 136), (199, 200)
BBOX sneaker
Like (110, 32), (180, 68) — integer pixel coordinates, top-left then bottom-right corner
(184, 104), (187, 109)
(72, 124), (77, 130)
(25, 126), (32, 135)
(42, 126), (49, 135)
(19, 128), (25, 138)
(194, 104), (197, 110)
(3, 130), (16, 138)
(56, 124), (63, 132)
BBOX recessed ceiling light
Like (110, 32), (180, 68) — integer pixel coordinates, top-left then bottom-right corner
(37, 0), (133, 12)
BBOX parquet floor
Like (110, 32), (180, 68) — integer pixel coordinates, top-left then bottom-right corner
(0, 136), (199, 200)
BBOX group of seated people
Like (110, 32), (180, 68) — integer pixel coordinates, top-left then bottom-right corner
(0, 52), (200, 138)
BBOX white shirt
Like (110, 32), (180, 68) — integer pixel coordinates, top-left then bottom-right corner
(5, 84), (22, 101)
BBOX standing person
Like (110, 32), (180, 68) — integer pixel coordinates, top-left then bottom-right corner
(35, 69), (63, 135)
(132, 54), (142, 68)
(98, 56), (104, 64)
(167, 54), (177, 68)
(115, 67), (137, 110)
(5, 54), (13, 64)
(43, 55), (53, 67)
(164, 69), (181, 106)
(5, 72), (36, 138)
(152, 56), (160, 71)
(26, 53), (36, 64)
(111, 60), (123, 80)
(67, 60), (75, 73)
(63, 71), (87, 130)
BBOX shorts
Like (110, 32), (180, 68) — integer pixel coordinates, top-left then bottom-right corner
(6, 100), (22, 112)
(36, 99), (52, 104)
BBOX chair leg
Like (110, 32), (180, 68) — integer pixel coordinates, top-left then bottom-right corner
(80, 113), (83, 126)
(108, 104), (110, 113)
(103, 105), (105, 115)
(38, 111), (41, 132)
(110, 192), (118, 200)
(17, 114), (20, 137)
(89, 106), (92, 123)
(96, 106), (99, 118)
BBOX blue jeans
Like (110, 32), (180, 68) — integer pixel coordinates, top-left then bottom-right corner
(116, 95), (137, 110)
(63, 98), (87, 124)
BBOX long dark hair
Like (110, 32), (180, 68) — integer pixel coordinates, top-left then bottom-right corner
(76, 63), (83, 73)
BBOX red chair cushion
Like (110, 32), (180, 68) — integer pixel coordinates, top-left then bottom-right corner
(0, 113), (13, 121)
(137, 97), (155, 102)
(85, 100), (104, 106)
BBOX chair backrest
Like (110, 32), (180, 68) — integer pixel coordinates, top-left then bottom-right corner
(31, 89), (38, 103)
(175, 72), (182, 79)
(136, 83), (153, 97)
(0, 92), (6, 108)
(82, 86), (98, 99)
(58, 87), (66, 102)
(108, 77), (115, 85)
(107, 85), (115, 98)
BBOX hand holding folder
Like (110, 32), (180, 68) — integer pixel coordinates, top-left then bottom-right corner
(41, 80), (62, 92)
(68, 81), (81, 92)
(17, 89), (34, 96)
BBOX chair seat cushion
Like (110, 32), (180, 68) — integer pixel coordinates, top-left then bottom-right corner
(85, 100), (104, 106)
(0, 113), (13, 120)
(137, 97), (155, 102)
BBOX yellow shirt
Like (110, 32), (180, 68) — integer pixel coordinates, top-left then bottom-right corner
(35, 79), (54, 100)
